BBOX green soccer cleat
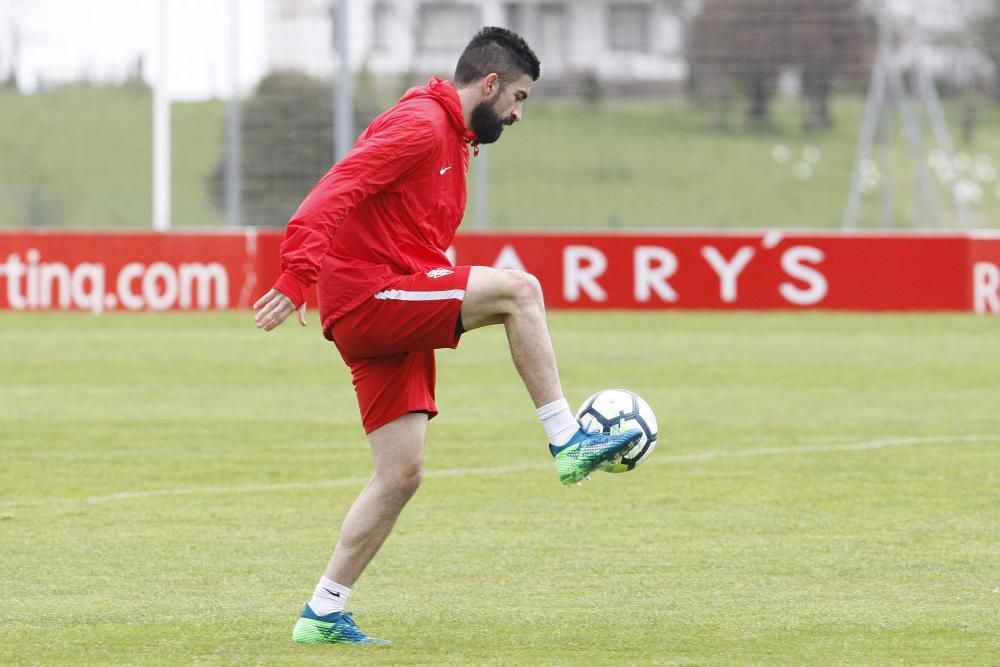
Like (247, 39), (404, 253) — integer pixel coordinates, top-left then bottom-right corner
(292, 605), (391, 645)
(549, 427), (643, 485)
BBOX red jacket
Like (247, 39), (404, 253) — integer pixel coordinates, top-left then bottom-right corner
(271, 77), (475, 332)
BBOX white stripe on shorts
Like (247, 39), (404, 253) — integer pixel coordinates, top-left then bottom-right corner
(374, 288), (466, 302)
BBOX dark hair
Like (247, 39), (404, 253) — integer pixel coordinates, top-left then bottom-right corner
(454, 26), (540, 87)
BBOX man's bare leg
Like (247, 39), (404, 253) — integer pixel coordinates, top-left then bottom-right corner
(460, 266), (563, 408)
(311, 267), (555, 597)
(459, 266), (642, 484)
(324, 412), (427, 586)
(294, 413), (425, 643)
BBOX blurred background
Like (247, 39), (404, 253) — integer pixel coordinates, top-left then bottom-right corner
(1, 0), (999, 232)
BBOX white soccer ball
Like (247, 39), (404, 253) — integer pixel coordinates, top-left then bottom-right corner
(576, 389), (658, 473)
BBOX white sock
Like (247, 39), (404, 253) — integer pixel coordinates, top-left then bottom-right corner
(537, 398), (579, 446)
(308, 576), (350, 616)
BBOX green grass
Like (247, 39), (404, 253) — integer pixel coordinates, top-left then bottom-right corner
(4, 84), (1000, 230)
(1, 311), (998, 665)
(0, 85), (226, 228)
(482, 97), (1000, 230)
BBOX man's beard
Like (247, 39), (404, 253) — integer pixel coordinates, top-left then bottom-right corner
(470, 94), (514, 145)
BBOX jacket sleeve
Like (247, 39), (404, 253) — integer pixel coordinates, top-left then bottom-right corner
(271, 114), (438, 306)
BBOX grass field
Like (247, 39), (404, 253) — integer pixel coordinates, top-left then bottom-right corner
(4, 84), (1000, 230)
(0, 85), (226, 230)
(1, 311), (998, 665)
(485, 97), (1000, 230)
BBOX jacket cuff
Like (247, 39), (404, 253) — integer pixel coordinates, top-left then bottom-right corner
(272, 272), (310, 308)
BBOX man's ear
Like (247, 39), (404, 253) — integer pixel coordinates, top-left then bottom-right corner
(482, 73), (500, 97)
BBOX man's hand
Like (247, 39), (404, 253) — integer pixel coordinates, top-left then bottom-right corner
(253, 289), (307, 331)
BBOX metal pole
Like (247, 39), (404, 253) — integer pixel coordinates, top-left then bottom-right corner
(225, 0), (242, 227)
(333, 0), (353, 161)
(885, 54), (941, 228)
(916, 49), (972, 228)
(879, 111), (894, 229)
(474, 146), (490, 228)
(472, 4), (502, 230)
(153, 0), (170, 230)
(842, 13), (889, 230)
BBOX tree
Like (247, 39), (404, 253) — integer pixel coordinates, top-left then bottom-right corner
(211, 70), (378, 227)
(2, 8), (21, 89)
(973, 0), (1000, 100)
(211, 71), (334, 227)
(687, 0), (788, 128)
(686, 0), (871, 129)
(787, 0), (871, 130)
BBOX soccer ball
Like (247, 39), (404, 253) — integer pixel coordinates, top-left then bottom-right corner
(576, 389), (658, 473)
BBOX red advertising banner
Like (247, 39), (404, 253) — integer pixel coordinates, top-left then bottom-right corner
(0, 230), (278, 314)
(450, 231), (976, 311)
(1, 229), (998, 314)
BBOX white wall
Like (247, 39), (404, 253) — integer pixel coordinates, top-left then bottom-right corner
(264, 0), (687, 85)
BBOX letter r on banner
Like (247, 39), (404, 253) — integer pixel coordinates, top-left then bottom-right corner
(634, 246), (678, 302)
(564, 245), (607, 302)
(973, 262), (1000, 314)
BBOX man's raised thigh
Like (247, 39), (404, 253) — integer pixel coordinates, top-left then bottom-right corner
(460, 266), (542, 331)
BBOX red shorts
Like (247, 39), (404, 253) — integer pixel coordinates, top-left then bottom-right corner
(328, 265), (472, 434)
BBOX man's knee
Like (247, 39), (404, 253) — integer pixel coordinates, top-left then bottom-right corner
(495, 269), (542, 313)
(376, 459), (423, 501)
(396, 461), (423, 498)
(462, 267), (544, 330)
(515, 270), (543, 303)
(367, 412), (427, 501)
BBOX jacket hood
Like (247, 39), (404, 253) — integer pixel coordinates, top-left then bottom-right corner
(399, 77), (477, 146)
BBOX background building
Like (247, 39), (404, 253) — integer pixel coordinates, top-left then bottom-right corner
(1, 0), (999, 232)
(266, 0), (688, 94)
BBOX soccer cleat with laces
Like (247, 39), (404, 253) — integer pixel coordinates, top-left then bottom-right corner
(549, 427), (642, 485)
(292, 605), (391, 645)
